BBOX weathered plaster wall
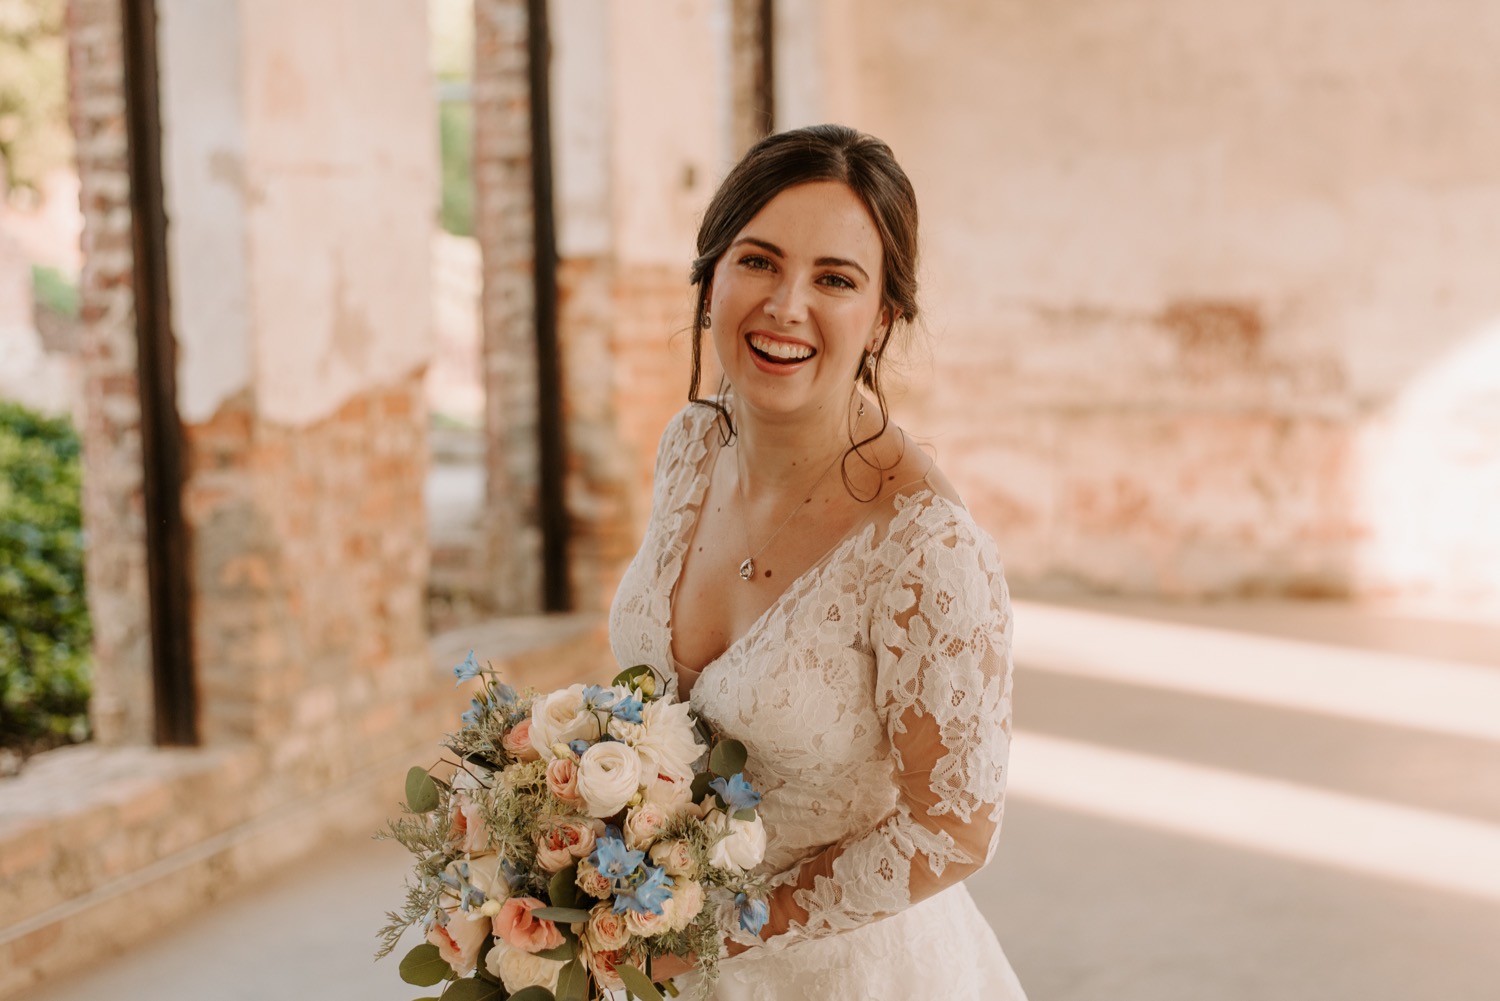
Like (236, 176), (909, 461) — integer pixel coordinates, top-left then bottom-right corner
(777, 0), (1500, 616)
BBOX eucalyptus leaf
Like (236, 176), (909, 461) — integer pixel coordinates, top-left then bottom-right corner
(506, 988), (558, 1001)
(549, 863), (579, 909)
(554, 959), (588, 1001)
(690, 771), (713, 804)
(733, 807), (757, 822)
(405, 766), (441, 813)
(536, 938), (577, 962)
(709, 739), (747, 778)
(399, 943), (450, 987)
(616, 963), (666, 1001)
(530, 906), (592, 924)
(440, 977), (507, 1001)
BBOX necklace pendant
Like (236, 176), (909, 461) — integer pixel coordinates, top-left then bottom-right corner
(738, 557), (755, 581)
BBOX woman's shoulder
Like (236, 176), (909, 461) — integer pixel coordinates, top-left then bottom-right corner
(875, 434), (1004, 567)
(651, 400), (723, 482)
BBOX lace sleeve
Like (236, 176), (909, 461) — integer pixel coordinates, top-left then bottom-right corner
(734, 512), (1014, 954)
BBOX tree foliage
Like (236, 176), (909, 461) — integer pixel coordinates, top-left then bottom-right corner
(0, 399), (91, 753)
(0, 0), (70, 199)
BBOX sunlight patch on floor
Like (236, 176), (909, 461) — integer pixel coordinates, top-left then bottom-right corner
(1008, 730), (1500, 904)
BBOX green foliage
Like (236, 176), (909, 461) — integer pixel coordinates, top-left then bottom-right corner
(30, 263), (77, 318)
(0, 399), (91, 753)
(438, 99), (474, 237)
(0, 0), (70, 198)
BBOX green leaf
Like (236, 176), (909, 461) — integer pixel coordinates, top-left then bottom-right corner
(708, 739), (747, 778)
(530, 906), (592, 924)
(507, 988), (558, 1001)
(689, 771), (713, 804)
(733, 807), (757, 822)
(440, 978), (507, 1001)
(554, 960), (588, 1001)
(549, 863), (580, 909)
(399, 943), (450, 987)
(611, 664), (660, 698)
(617, 963), (666, 1001)
(536, 938), (577, 962)
(406, 766), (441, 813)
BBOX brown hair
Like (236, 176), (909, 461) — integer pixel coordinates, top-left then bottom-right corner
(687, 124), (920, 493)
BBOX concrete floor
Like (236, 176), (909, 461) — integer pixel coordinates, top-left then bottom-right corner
(18, 599), (1500, 1001)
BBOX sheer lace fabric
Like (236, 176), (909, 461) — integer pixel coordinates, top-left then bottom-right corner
(609, 404), (1026, 1000)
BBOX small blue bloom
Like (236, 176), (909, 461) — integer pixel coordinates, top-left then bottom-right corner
(710, 773), (762, 814)
(500, 858), (526, 891)
(581, 685), (618, 711)
(568, 738), (593, 758)
(610, 692), (644, 724)
(590, 829), (645, 881)
(461, 697), (487, 726)
(615, 864), (673, 916)
(491, 681), (519, 706)
(736, 893), (769, 935)
(452, 650), (483, 686)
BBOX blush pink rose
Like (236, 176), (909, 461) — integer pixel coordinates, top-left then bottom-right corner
(585, 902), (632, 951)
(574, 859), (613, 899)
(534, 819), (601, 873)
(584, 944), (629, 991)
(426, 910), (490, 975)
(546, 757), (584, 806)
(494, 895), (566, 954)
(502, 719), (541, 762)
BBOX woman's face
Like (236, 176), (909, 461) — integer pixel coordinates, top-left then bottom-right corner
(707, 180), (887, 425)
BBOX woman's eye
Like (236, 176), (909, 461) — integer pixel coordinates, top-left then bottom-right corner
(739, 255), (774, 271)
(820, 273), (855, 290)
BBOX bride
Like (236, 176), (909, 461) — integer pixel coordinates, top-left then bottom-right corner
(609, 124), (1027, 1000)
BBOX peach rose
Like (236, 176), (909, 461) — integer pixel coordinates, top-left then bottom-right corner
(426, 910), (490, 976)
(585, 902), (632, 951)
(648, 839), (696, 879)
(449, 768), (492, 855)
(624, 906), (671, 938)
(546, 757), (585, 806)
(493, 896), (566, 954)
(622, 802), (669, 851)
(502, 719), (542, 762)
(575, 858), (613, 899)
(583, 944), (629, 991)
(663, 878), (704, 931)
(534, 818), (602, 873)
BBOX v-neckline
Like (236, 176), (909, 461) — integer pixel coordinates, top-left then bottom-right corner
(664, 411), (933, 689)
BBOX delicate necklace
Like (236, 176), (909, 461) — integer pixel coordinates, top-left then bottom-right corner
(734, 448), (844, 582)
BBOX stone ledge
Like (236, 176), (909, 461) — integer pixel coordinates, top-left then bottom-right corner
(0, 614), (611, 1001)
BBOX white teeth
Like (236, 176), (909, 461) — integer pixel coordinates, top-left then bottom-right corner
(749, 334), (813, 361)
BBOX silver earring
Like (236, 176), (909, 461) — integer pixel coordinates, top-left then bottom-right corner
(857, 398), (866, 419)
(703, 312), (712, 329)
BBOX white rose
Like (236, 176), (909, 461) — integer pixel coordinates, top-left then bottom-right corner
(705, 810), (767, 871)
(661, 877), (705, 931)
(529, 686), (599, 760)
(485, 939), (567, 994)
(619, 698), (706, 782)
(622, 802), (670, 851)
(575, 741), (643, 818)
(640, 771), (694, 820)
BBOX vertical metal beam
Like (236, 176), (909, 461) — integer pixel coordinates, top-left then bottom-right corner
(120, 0), (198, 745)
(527, 0), (570, 612)
(757, 0), (775, 135)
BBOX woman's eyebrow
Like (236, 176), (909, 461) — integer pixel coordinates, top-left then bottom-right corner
(730, 237), (871, 282)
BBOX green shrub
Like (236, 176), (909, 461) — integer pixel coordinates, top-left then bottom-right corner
(438, 98), (474, 237)
(0, 400), (92, 753)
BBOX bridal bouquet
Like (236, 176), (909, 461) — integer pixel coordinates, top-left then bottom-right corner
(378, 656), (771, 1001)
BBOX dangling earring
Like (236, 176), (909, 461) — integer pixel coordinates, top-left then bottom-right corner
(703, 312), (712, 330)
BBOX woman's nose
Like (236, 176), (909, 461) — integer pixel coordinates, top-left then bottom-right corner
(765, 278), (808, 324)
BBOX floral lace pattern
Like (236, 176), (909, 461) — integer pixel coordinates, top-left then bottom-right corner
(610, 405), (1026, 1000)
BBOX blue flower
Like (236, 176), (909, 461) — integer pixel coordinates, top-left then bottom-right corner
(567, 738), (593, 758)
(491, 681), (519, 706)
(710, 773), (762, 814)
(452, 650), (482, 686)
(581, 685), (618, 711)
(735, 893), (769, 935)
(461, 697), (487, 727)
(615, 864), (673, 916)
(590, 829), (645, 881)
(610, 692), (644, 724)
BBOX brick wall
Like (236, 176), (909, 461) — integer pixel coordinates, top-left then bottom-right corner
(66, 0), (154, 746)
(474, 0), (544, 615)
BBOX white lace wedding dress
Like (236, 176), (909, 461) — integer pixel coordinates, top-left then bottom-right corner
(610, 404), (1027, 1000)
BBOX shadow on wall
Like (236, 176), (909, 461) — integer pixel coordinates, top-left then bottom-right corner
(1357, 320), (1500, 620)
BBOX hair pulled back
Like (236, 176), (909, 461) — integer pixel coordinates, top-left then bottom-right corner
(687, 124), (920, 479)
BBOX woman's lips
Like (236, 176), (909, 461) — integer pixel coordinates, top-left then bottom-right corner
(746, 331), (815, 367)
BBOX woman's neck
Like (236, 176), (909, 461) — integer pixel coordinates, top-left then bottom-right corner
(729, 396), (867, 498)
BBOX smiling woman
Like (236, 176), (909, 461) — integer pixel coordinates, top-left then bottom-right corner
(608, 125), (1028, 1000)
